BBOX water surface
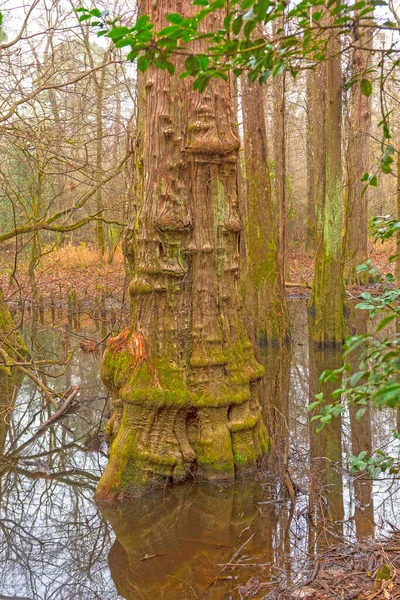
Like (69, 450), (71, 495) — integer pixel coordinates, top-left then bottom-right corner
(0, 301), (399, 599)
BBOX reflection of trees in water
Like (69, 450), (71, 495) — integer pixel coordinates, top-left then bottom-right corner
(0, 302), (398, 599)
(0, 315), (118, 600)
(308, 339), (345, 552)
(100, 481), (294, 600)
(348, 307), (374, 540)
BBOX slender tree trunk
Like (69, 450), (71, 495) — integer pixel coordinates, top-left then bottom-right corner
(241, 76), (288, 343)
(344, 18), (372, 284)
(95, 0), (269, 500)
(272, 52), (289, 283)
(305, 68), (316, 256)
(397, 143), (400, 434)
(95, 52), (109, 255)
(310, 22), (345, 345)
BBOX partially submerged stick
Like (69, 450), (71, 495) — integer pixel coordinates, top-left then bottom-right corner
(38, 385), (79, 431)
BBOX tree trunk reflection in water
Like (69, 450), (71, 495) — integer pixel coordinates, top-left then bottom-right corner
(99, 481), (293, 600)
(308, 334), (344, 552)
(348, 306), (374, 540)
(257, 343), (292, 479)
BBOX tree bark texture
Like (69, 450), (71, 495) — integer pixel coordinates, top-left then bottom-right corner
(305, 68), (316, 256)
(272, 59), (289, 283)
(95, 1), (269, 500)
(241, 77), (288, 343)
(310, 22), (345, 345)
(344, 20), (372, 284)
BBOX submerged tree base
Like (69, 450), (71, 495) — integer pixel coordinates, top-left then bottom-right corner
(94, 329), (270, 500)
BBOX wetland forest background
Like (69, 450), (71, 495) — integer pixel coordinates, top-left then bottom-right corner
(1, 0), (400, 598)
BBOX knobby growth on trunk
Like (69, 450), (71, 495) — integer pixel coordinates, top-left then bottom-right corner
(95, 1), (269, 500)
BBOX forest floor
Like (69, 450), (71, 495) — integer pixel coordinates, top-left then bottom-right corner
(278, 528), (400, 600)
(0, 240), (395, 309)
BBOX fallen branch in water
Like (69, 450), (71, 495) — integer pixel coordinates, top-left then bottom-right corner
(37, 385), (79, 431)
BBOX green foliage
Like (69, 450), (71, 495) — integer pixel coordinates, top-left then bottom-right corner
(349, 446), (399, 478)
(75, 0), (384, 92)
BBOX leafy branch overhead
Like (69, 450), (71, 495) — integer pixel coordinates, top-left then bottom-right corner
(77, 0), (399, 181)
(76, 0), (387, 90)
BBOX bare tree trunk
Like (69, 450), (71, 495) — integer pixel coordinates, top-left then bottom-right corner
(94, 52), (109, 255)
(241, 76), (288, 343)
(95, 0), (269, 500)
(344, 18), (372, 284)
(397, 143), (400, 434)
(272, 18), (289, 283)
(305, 68), (316, 256)
(310, 22), (345, 346)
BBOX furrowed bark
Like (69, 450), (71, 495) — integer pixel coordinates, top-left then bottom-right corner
(95, 1), (269, 500)
(241, 76), (289, 344)
(305, 68), (316, 257)
(310, 20), (345, 346)
(344, 16), (372, 284)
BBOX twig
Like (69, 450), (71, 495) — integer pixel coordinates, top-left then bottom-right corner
(37, 385), (79, 431)
(220, 533), (256, 573)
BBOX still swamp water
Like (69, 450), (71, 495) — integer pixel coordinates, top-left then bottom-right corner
(0, 300), (399, 600)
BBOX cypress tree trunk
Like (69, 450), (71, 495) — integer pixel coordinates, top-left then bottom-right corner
(241, 77), (288, 343)
(310, 23), (345, 346)
(344, 18), (372, 284)
(95, 1), (269, 500)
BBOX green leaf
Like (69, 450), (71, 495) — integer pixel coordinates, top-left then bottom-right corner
(193, 75), (210, 92)
(185, 55), (200, 73)
(198, 55), (209, 70)
(232, 15), (243, 34)
(360, 79), (372, 96)
(108, 26), (132, 39)
(355, 407), (366, 422)
(166, 13), (184, 24)
(135, 15), (151, 29)
(137, 56), (150, 72)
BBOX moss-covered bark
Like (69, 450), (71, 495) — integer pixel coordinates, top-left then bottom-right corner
(309, 21), (345, 346)
(0, 287), (28, 375)
(241, 77), (289, 344)
(344, 19), (372, 285)
(0, 287), (27, 486)
(95, 2), (269, 500)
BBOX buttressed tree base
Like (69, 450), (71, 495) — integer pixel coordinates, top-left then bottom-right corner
(94, 0), (269, 501)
